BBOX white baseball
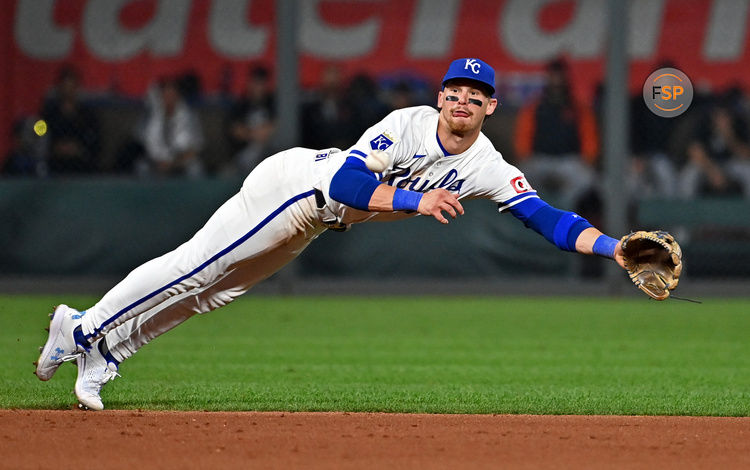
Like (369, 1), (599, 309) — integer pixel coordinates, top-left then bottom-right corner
(365, 150), (392, 172)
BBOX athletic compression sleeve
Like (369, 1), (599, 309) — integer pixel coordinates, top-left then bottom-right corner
(329, 157), (383, 210)
(508, 197), (593, 252)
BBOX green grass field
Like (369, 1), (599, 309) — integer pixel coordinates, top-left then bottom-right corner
(1, 295), (748, 415)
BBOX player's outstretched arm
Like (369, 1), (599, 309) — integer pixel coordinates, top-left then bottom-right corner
(508, 197), (626, 267)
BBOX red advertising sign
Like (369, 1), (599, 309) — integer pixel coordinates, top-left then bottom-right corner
(2, 0), (749, 162)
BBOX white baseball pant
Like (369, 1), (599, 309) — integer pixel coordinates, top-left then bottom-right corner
(79, 148), (329, 362)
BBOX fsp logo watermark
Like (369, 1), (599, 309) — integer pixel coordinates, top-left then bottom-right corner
(465, 59), (480, 74)
(642, 68), (693, 118)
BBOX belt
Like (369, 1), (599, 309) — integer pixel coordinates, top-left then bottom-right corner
(314, 188), (327, 210)
(314, 188), (348, 232)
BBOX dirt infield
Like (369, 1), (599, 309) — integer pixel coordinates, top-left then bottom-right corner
(1, 410), (748, 469)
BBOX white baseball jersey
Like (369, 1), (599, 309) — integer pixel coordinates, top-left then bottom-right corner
(79, 105), (538, 367)
(314, 105), (538, 225)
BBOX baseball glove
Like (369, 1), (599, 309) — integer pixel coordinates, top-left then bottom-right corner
(620, 230), (683, 300)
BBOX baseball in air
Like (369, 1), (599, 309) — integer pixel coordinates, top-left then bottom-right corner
(365, 150), (392, 172)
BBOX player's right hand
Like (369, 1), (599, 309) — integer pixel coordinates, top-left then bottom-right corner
(418, 189), (464, 224)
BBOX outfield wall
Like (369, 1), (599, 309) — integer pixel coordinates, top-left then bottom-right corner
(0, 177), (567, 278)
(2, 178), (749, 287)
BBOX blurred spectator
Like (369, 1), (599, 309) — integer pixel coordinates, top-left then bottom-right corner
(381, 74), (434, 109)
(345, 73), (389, 137)
(513, 59), (599, 208)
(679, 94), (750, 197)
(2, 118), (43, 176)
(176, 69), (203, 106)
(227, 65), (276, 173)
(628, 92), (680, 198)
(301, 64), (353, 150)
(136, 77), (204, 177)
(40, 65), (100, 174)
(385, 79), (418, 112)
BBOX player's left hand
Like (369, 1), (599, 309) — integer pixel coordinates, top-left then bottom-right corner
(614, 241), (626, 269)
(620, 230), (683, 300)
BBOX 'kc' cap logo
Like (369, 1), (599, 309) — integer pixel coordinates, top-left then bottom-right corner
(464, 59), (481, 74)
(642, 68), (693, 118)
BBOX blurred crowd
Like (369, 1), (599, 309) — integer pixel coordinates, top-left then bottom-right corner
(1, 64), (431, 179)
(512, 59), (750, 215)
(4, 61), (750, 206)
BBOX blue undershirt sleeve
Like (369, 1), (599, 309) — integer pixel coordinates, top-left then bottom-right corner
(507, 197), (593, 252)
(329, 156), (382, 211)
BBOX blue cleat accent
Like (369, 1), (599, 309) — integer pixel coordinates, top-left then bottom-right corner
(71, 311), (87, 320)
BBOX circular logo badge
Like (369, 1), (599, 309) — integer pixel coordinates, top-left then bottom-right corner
(642, 68), (693, 118)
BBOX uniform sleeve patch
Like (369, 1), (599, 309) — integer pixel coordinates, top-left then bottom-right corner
(510, 175), (532, 193)
(370, 131), (396, 151)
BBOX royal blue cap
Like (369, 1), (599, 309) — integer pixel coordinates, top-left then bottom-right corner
(441, 58), (495, 95)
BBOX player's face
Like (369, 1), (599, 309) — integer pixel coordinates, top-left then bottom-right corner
(437, 81), (497, 133)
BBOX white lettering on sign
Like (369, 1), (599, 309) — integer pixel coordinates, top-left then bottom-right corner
(14, 0), (73, 60)
(82, 0), (191, 61)
(628, 0), (665, 60)
(9, 0), (750, 63)
(407, 0), (459, 57)
(704, 0), (749, 60)
(500, 0), (604, 61)
(300, 0), (383, 59)
(209, 0), (268, 58)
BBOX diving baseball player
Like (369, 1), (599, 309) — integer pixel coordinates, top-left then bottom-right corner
(35, 58), (627, 410)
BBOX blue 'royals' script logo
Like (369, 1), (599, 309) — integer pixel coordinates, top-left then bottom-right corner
(370, 133), (394, 151)
(384, 167), (465, 193)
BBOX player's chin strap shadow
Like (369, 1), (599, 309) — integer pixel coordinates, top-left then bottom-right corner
(667, 295), (702, 304)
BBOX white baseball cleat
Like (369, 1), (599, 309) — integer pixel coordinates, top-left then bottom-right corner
(75, 340), (120, 411)
(34, 304), (84, 381)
